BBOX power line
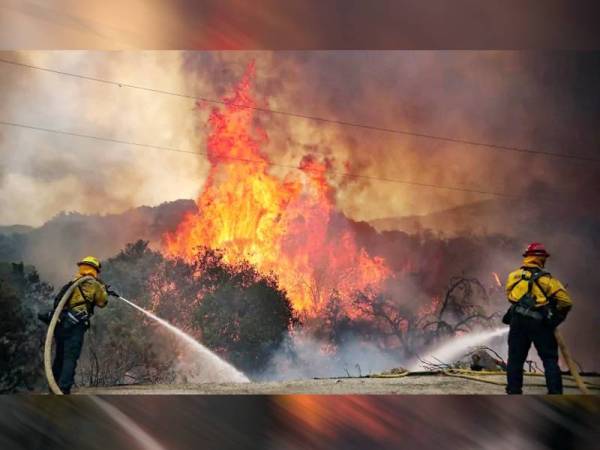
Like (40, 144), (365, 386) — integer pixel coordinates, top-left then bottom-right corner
(0, 119), (520, 198)
(1, 57), (598, 164)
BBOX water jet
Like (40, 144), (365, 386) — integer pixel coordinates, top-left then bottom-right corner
(117, 295), (249, 383)
(410, 327), (509, 371)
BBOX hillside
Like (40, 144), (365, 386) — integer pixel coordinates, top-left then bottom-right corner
(0, 225), (34, 235)
(369, 198), (541, 236)
(369, 195), (600, 240)
(0, 199), (196, 286)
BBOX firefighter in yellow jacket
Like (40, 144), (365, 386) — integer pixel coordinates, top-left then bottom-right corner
(504, 243), (572, 394)
(49, 256), (110, 394)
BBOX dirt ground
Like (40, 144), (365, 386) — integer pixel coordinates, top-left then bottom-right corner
(77, 374), (599, 395)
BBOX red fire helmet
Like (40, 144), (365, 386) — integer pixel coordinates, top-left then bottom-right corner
(523, 242), (550, 258)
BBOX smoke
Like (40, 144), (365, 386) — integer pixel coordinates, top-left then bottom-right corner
(260, 332), (406, 381)
(180, 51), (600, 223)
(2, 51), (598, 227)
(0, 50), (205, 226)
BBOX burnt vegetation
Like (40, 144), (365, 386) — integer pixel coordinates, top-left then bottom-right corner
(0, 263), (53, 393)
(311, 276), (501, 364)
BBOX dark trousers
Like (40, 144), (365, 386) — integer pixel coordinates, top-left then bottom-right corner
(52, 321), (86, 394)
(507, 314), (563, 394)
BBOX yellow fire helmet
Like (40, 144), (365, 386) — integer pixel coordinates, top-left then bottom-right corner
(77, 256), (101, 272)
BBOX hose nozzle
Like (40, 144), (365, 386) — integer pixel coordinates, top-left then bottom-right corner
(106, 285), (120, 298)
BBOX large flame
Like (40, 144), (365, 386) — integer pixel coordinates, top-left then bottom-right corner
(164, 63), (390, 316)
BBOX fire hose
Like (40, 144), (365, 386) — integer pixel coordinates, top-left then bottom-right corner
(43, 275), (93, 395)
(555, 329), (590, 394)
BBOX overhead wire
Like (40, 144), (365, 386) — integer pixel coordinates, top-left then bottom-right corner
(0, 57), (594, 200)
(0, 119), (520, 198)
(1, 57), (598, 163)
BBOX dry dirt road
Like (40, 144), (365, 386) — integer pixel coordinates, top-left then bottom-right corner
(78, 374), (599, 395)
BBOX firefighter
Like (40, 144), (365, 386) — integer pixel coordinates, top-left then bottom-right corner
(503, 243), (572, 394)
(49, 256), (110, 394)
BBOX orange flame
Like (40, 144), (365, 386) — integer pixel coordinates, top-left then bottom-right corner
(163, 63), (391, 316)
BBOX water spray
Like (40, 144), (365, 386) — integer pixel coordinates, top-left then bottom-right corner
(115, 295), (249, 383)
(44, 281), (248, 395)
(409, 326), (590, 394)
(410, 327), (509, 371)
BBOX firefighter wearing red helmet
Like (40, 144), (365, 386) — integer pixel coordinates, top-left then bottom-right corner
(503, 243), (572, 394)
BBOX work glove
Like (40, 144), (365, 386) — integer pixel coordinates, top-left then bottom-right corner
(105, 285), (120, 298)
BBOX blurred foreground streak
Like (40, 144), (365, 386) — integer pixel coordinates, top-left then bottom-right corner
(0, 396), (598, 449)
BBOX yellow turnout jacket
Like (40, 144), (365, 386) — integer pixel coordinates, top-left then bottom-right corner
(66, 266), (108, 314)
(505, 256), (572, 312)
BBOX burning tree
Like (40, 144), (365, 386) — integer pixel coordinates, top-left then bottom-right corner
(163, 62), (391, 320)
(77, 66), (513, 384)
(155, 63), (512, 376)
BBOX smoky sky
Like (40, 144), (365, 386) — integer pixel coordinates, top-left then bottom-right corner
(182, 51), (600, 220)
(1, 51), (599, 226)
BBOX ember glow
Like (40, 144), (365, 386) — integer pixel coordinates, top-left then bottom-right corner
(164, 63), (391, 316)
(492, 272), (501, 288)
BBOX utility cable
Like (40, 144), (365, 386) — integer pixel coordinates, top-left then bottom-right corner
(0, 119), (520, 198)
(1, 57), (598, 163)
